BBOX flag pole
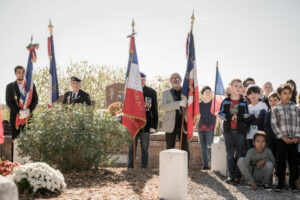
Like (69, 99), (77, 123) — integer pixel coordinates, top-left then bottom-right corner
(180, 11), (195, 150)
(131, 19), (137, 169)
(212, 61), (218, 133)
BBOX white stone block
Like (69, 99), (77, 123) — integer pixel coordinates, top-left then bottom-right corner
(159, 149), (187, 200)
(0, 176), (19, 200)
(211, 142), (227, 176)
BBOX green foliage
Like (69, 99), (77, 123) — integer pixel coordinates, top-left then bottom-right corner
(16, 178), (33, 194)
(17, 104), (130, 171)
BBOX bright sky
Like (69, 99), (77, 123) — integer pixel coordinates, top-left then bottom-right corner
(1, 0), (299, 104)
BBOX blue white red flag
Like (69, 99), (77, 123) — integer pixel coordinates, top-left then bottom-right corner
(0, 105), (4, 144)
(181, 32), (200, 140)
(48, 35), (59, 108)
(122, 34), (146, 138)
(15, 43), (38, 129)
(211, 66), (225, 115)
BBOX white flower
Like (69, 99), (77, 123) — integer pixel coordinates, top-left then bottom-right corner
(8, 162), (66, 193)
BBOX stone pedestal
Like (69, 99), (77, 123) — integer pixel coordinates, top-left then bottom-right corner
(159, 149), (187, 200)
(0, 135), (12, 161)
(0, 176), (18, 200)
(211, 142), (227, 176)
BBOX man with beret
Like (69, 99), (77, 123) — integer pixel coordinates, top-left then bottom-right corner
(128, 72), (158, 168)
(63, 76), (91, 106)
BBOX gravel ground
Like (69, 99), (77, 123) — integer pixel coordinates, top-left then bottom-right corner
(19, 168), (300, 200)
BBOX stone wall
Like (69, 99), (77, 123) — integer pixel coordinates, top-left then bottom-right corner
(119, 132), (203, 169)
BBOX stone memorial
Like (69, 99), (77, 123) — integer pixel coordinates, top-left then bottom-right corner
(106, 83), (124, 107)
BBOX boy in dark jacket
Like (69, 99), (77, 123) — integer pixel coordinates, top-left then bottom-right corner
(219, 79), (249, 185)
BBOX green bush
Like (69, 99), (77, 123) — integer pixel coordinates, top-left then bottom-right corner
(17, 104), (130, 171)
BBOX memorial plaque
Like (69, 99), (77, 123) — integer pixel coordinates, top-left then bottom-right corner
(106, 83), (124, 107)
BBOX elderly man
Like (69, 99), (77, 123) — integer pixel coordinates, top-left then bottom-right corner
(63, 76), (91, 106)
(128, 72), (158, 168)
(161, 73), (189, 157)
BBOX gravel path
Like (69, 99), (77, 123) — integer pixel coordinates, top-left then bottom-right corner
(19, 168), (300, 200)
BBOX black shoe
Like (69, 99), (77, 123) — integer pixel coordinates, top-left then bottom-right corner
(263, 184), (271, 190)
(203, 166), (209, 170)
(274, 185), (284, 192)
(290, 185), (299, 193)
(233, 177), (240, 185)
(225, 177), (234, 185)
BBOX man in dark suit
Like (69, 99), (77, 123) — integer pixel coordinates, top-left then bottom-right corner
(62, 76), (91, 106)
(5, 65), (38, 140)
(128, 72), (158, 168)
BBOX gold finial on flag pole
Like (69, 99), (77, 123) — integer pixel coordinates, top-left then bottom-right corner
(132, 19), (135, 34)
(191, 10), (195, 31)
(49, 19), (53, 35)
(216, 60), (219, 68)
(30, 34), (33, 45)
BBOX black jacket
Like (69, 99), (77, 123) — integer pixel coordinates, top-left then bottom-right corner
(142, 85), (158, 132)
(63, 89), (91, 106)
(218, 95), (249, 134)
(5, 81), (38, 139)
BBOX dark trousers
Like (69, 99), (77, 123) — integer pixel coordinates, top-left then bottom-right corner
(277, 139), (299, 187)
(128, 131), (150, 168)
(247, 139), (254, 150)
(165, 127), (190, 161)
(224, 129), (246, 178)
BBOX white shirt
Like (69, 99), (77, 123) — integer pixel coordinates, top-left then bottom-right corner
(247, 101), (268, 139)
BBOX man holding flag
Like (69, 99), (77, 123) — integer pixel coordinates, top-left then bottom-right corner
(5, 42), (39, 140)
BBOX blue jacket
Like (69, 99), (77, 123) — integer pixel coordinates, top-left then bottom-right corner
(218, 95), (249, 134)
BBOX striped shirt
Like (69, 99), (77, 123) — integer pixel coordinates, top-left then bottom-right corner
(271, 102), (300, 139)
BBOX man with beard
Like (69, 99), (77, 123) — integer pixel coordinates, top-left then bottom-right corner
(5, 65), (38, 140)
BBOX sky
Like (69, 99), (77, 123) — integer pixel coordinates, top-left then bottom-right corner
(0, 0), (300, 104)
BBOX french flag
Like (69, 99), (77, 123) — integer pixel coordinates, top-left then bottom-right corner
(15, 43), (38, 129)
(48, 35), (59, 108)
(122, 34), (146, 138)
(211, 64), (225, 115)
(181, 31), (200, 140)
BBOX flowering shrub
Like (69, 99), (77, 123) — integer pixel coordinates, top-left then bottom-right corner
(17, 104), (130, 171)
(8, 162), (66, 194)
(0, 160), (20, 176)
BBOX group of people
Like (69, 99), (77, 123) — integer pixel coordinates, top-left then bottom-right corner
(214, 78), (299, 192)
(5, 65), (91, 141)
(5, 65), (300, 193)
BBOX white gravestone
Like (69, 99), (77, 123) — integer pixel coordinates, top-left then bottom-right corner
(160, 149), (187, 200)
(211, 142), (228, 176)
(0, 176), (19, 200)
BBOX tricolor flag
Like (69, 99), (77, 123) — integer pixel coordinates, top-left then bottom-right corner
(211, 65), (225, 115)
(15, 43), (39, 129)
(0, 105), (4, 144)
(122, 34), (146, 138)
(48, 35), (59, 108)
(181, 31), (200, 140)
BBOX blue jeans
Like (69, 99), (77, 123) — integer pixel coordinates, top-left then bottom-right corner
(198, 130), (214, 168)
(224, 129), (246, 178)
(128, 132), (150, 168)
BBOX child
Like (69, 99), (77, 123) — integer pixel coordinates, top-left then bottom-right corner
(246, 85), (268, 149)
(238, 131), (275, 190)
(198, 86), (216, 170)
(219, 79), (249, 185)
(271, 84), (300, 192)
(263, 92), (280, 157)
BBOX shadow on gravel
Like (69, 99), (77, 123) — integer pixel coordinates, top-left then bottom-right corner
(63, 168), (123, 189)
(190, 171), (238, 200)
(121, 168), (158, 196)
